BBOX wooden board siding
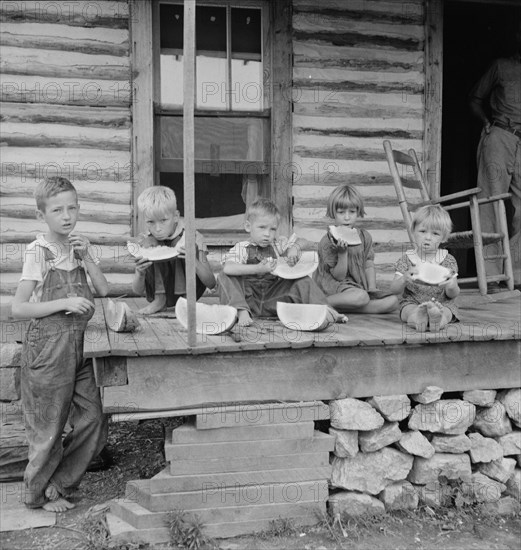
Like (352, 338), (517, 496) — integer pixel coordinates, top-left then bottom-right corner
(291, 0), (425, 284)
(0, 0), (132, 297)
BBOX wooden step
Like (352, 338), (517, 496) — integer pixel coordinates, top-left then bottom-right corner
(111, 497), (326, 531)
(126, 479), (329, 512)
(195, 401), (330, 429)
(171, 418), (315, 443)
(150, 465), (332, 494)
(169, 450), (330, 476)
(165, 431), (334, 462)
(107, 505), (324, 540)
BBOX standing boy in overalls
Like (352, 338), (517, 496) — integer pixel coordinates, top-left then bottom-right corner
(12, 177), (109, 512)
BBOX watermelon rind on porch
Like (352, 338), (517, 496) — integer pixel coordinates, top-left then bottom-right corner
(175, 297), (237, 335)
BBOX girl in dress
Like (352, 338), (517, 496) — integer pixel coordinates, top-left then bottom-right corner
(390, 205), (460, 332)
(313, 184), (398, 313)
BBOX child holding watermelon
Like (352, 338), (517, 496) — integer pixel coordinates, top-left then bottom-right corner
(314, 184), (399, 314)
(11, 177), (109, 512)
(390, 205), (460, 332)
(131, 186), (215, 314)
(219, 198), (344, 327)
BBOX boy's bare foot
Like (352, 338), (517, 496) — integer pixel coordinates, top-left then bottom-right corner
(327, 306), (348, 324)
(426, 300), (443, 332)
(43, 497), (76, 512)
(138, 294), (167, 315)
(237, 309), (253, 327)
(43, 485), (75, 512)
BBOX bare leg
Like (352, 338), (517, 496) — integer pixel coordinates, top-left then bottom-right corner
(237, 308), (253, 327)
(401, 303), (429, 332)
(326, 288), (370, 312)
(355, 295), (399, 314)
(139, 293), (167, 315)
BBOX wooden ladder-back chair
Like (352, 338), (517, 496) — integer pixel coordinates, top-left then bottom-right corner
(383, 140), (514, 295)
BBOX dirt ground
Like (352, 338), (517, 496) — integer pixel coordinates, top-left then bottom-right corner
(1, 419), (520, 550)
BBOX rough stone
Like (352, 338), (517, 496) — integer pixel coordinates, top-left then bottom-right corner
(379, 481), (418, 511)
(329, 492), (385, 517)
(470, 472), (506, 503)
(468, 432), (504, 463)
(408, 400), (476, 435)
(463, 390), (497, 407)
(331, 448), (413, 495)
(366, 395), (411, 422)
(477, 457), (517, 483)
(408, 453), (472, 485)
(504, 468), (521, 500)
(473, 403), (513, 437)
(480, 497), (520, 516)
(329, 427), (358, 458)
(431, 434), (471, 454)
(329, 398), (384, 431)
(497, 389), (521, 427)
(359, 422), (402, 453)
(496, 432), (521, 456)
(396, 430), (435, 458)
(410, 386), (444, 404)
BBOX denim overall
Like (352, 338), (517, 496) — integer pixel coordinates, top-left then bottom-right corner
(21, 249), (107, 507)
(218, 243), (329, 317)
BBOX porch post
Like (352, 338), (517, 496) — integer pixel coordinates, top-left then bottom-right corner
(183, 0), (197, 347)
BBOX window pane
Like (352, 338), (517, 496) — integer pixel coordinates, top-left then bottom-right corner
(231, 8), (263, 111)
(160, 3), (184, 107)
(161, 116), (266, 162)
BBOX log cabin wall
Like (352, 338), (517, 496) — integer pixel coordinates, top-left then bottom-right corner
(291, 0), (425, 283)
(0, 0), (133, 300)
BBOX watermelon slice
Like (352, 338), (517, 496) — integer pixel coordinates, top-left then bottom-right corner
(175, 297), (237, 335)
(127, 233), (185, 262)
(329, 226), (362, 245)
(412, 262), (453, 285)
(276, 302), (334, 332)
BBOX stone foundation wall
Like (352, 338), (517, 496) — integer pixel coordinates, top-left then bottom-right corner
(327, 387), (521, 517)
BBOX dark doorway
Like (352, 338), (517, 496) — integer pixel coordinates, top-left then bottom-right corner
(441, 0), (520, 276)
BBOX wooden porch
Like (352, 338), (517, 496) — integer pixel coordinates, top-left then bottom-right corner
(88, 294), (521, 417)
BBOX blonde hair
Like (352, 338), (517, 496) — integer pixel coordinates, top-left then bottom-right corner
(137, 186), (177, 217)
(34, 177), (77, 211)
(411, 205), (452, 241)
(246, 198), (280, 222)
(326, 184), (366, 218)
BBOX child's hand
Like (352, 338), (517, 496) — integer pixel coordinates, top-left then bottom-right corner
(175, 245), (186, 259)
(63, 296), (95, 315)
(258, 257), (277, 274)
(334, 239), (349, 250)
(403, 266), (419, 282)
(134, 256), (152, 274)
(283, 245), (301, 267)
(69, 233), (91, 260)
(439, 272), (458, 292)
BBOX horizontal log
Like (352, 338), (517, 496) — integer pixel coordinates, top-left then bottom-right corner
(293, 206), (403, 223)
(294, 196), (398, 209)
(1, 177), (131, 205)
(0, 217), (131, 243)
(294, 102), (423, 119)
(0, 22), (129, 56)
(0, 242), (136, 274)
(1, 46), (130, 80)
(293, 13), (424, 41)
(0, 271), (134, 296)
(0, 74), (131, 107)
(294, 173), (393, 186)
(0, 102), (130, 128)
(294, 224), (408, 245)
(0, 147), (132, 182)
(0, 196), (131, 225)
(292, 156), (397, 178)
(1, 122), (130, 150)
(293, 114), (423, 135)
(293, 184), (397, 200)
(0, 0), (129, 28)
(293, 31), (422, 52)
(294, 67), (423, 86)
(293, 41), (423, 69)
(294, 135), (422, 155)
(294, 89), (423, 109)
(293, 78), (423, 95)
(293, 0), (423, 22)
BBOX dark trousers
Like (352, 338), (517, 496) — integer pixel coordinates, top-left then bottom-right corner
(218, 273), (328, 317)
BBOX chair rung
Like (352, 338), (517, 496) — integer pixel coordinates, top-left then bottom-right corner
(486, 254), (508, 260)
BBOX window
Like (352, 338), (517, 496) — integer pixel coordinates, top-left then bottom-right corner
(153, 0), (271, 232)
